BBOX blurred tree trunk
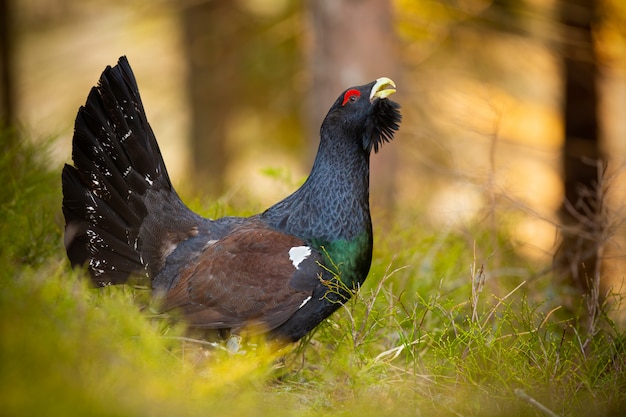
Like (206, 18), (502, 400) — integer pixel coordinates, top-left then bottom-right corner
(554, 0), (606, 299)
(307, 0), (400, 214)
(0, 0), (15, 131)
(181, 1), (242, 195)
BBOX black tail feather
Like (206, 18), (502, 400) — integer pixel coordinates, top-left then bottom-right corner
(62, 56), (173, 286)
(62, 166), (135, 242)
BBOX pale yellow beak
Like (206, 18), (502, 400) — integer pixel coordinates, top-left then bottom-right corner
(369, 77), (397, 101)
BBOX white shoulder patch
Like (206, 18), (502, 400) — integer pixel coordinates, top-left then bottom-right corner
(288, 246), (311, 270)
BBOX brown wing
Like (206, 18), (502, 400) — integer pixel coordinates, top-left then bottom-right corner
(160, 221), (322, 334)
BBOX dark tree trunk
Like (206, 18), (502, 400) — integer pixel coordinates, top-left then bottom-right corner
(181, 1), (243, 195)
(0, 0), (15, 131)
(554, 0), (606, 297)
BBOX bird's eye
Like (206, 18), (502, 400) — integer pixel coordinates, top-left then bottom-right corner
(342, 89), (361, 106)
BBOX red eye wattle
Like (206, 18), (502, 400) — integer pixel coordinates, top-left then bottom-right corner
(342, 89), (361, 106)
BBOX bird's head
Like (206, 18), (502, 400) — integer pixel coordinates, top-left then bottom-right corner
(322, 77), (402, 154)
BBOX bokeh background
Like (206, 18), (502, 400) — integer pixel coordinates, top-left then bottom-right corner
(2, 0), (625, 318)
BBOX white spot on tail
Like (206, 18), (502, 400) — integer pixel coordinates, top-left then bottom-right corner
(121, 129), (132, 142)
(289, 246), (311, 270)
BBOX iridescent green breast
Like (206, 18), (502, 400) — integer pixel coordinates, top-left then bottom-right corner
(311, 231), (372, 291)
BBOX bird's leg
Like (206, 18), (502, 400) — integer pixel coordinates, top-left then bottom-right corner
(226, 334), (242, 354)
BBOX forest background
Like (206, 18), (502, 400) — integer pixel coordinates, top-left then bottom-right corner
(1, 0), (626, 416)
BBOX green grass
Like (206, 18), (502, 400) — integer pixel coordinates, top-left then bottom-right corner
(1, 133), (625, 417)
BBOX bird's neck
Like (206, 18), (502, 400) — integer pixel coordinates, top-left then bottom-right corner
(307, 133), (371, 209)
(263, 130), (372, 243)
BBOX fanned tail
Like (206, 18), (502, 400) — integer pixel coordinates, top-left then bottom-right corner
(62, 56), (175, 286)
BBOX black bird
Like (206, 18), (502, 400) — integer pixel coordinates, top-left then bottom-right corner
(62, 56), (401, 343)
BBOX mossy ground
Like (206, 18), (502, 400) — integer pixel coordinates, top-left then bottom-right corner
(1, 134), (624, 416)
